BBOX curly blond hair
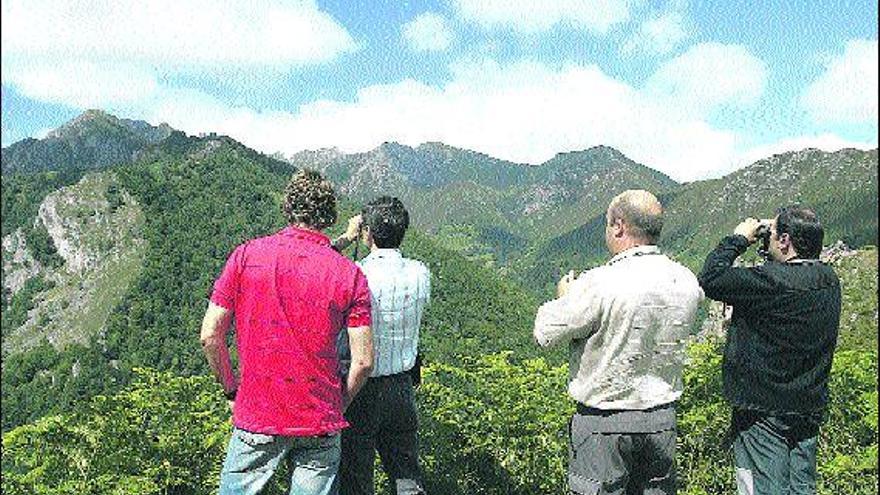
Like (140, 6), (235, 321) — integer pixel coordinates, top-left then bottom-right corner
(281, 169), (337, 230)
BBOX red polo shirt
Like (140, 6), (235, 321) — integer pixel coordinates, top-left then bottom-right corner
(210, 226), (371, 436)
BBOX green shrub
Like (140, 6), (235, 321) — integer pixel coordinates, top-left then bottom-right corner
(418, 353), (570, 494)
(2, 368), (230, 495)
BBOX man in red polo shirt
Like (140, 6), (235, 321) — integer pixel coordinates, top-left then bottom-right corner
(200, 169), (374, 495)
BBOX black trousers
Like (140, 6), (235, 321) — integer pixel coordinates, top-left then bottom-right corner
(340, 372), (425, 495)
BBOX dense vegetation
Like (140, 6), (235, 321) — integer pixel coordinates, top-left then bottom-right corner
(2, 115), (877, 493)
(1, 166), (88, 237)
(2, 136), (289, 429)
(0, 133), (553, 430)
(296, 143), (679, 254)
(520, 149), (879, 295)
(3, 200), (876, 494)
(3, 284), (876, 494)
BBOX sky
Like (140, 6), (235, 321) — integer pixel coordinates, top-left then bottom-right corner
(1, 0), (877, 181)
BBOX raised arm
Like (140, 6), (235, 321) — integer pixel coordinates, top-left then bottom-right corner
(534, 271), (602, 348)
(699, 228), (776, 305)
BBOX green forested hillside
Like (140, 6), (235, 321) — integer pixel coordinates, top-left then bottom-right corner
(2, 112), (877, 494)
(661, 148), (878, 266)
(3, 248), (876, 494)
(1, 134), (291, 429)
(294, 142), (679, 265)
(0, 110), (173, 176)
(523, 148), (879, 296)
(0, 131), (551, 431)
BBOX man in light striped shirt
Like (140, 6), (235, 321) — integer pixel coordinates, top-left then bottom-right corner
(333, 196), (430, 495)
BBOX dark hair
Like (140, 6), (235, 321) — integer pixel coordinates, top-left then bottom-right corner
(607, 192), (664, 243)
(281, 169), (337, 229)
(775, 205), (823, 259)
(363, 196), (409, 248)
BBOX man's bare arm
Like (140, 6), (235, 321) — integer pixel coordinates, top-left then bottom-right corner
(343, 325), (374, 410)
(200, 302), (238, 397)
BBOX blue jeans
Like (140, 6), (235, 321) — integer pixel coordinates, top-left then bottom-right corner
(732, 410), (819, 495)
(218, 427), (341, 495)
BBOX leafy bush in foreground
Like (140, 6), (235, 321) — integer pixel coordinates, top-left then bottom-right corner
(2, 342), (876, 494)
(1, 369), (229, 495)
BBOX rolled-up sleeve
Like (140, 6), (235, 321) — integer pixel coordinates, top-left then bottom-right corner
(210, 245), (244, 310)
(534, 272), (603, 347)
(421, 265), (431, 305)
(346, 268), (372, 328)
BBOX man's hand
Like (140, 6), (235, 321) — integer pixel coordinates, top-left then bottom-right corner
(557, 270), (575, 298)
(333, 215), (363, 251)
(343, 214), (362, 242)
(734, 218), (763, 244)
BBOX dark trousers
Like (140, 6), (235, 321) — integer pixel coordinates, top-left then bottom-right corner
(340, 372), (425, 495)
(731, 409), (819, 495)
(569, 404), (677, 495)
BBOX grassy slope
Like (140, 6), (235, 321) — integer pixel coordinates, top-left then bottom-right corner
(835, 248), (878, 352)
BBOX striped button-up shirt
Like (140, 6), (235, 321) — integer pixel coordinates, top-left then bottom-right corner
(340, 248), (431, 377)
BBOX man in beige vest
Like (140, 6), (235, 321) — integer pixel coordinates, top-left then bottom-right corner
(534, 190), (703, 495)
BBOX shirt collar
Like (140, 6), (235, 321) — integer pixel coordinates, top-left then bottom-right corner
(363, 248), (403, 263)
(607, 244), (660, 266)
(280, 225), (331, 246)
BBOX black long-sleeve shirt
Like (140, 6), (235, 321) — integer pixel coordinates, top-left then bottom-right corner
(698, 235), (841, 418)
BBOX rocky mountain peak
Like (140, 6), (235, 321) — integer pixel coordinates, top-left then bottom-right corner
(45, 109), (116, 139)
(2, 110), (178, 175)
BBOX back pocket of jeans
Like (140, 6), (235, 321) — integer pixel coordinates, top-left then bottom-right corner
(237, 429), (275, 447)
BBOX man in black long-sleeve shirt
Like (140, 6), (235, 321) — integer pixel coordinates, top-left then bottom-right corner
(698, 206), (841, 495)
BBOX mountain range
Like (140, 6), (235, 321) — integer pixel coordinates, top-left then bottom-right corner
(289, 142), (678, 249)
(1, 110), (877, 431)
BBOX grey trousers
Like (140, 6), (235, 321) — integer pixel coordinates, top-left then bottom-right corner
(732, 409), (819, 495)
(569, 404), (677, 495)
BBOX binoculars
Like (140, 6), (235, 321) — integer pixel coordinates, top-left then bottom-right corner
(755, 222), (771, 258)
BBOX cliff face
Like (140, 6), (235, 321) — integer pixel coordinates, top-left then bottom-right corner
(36, 173), (142, 274)
(1, 172), (147, 355)
(2, 229), (42, 295)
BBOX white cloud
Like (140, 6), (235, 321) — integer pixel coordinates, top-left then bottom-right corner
(800, 39), (878, 124)
(623, 8), (688, 55)
(9, 61), (158, 108)
(643, 42), (767, 117)
(402, 13), (454, 52)
(33, 127), (56, 140)
(0, 0), (356, 68)
(452, 0), (632, 34)
(0, 1), (776, 184)
(126, 54), (774, 182)
(1, 0), (357, 127)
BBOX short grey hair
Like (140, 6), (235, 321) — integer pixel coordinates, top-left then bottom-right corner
(607, 190), (664, 243)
